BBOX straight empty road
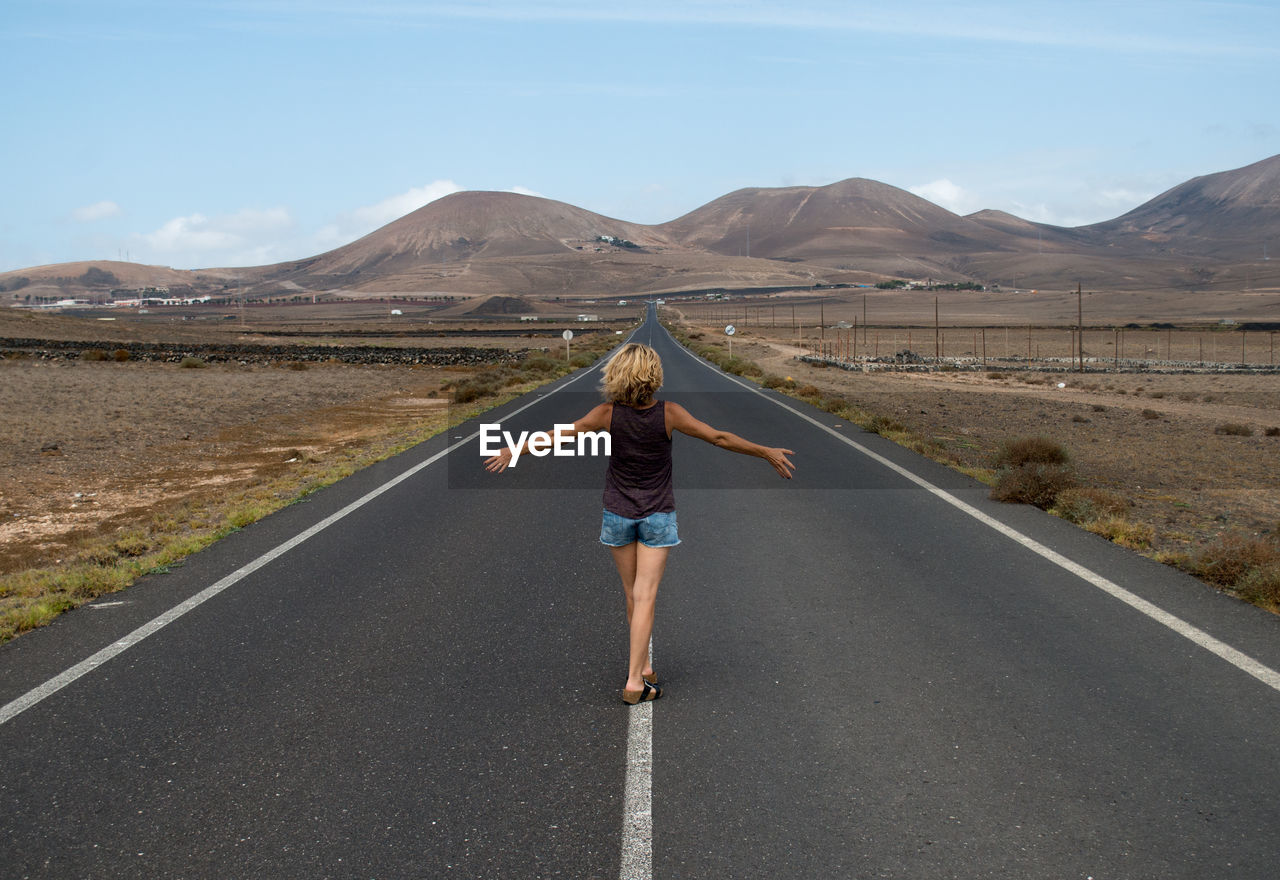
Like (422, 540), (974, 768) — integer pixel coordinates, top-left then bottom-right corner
(4, 305), (1280, 878)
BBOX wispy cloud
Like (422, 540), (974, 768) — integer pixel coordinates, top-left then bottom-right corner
(72, 200), (122, 222)
(349, 181), (463, 229)
(909, 179), (983, 215)
(212, 0), (1277, 55)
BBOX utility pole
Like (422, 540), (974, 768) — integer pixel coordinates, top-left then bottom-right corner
(934, 297), (940, 358)
(1076, 283), (1083, 372)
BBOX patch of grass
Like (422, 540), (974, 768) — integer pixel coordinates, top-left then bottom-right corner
(1215, 423), (1253, 436)
(1085, 516), (1154, 550)
(178, 356), (206, 369)
(81, 349), (110, 361)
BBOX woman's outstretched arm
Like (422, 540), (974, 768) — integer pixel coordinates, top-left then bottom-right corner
(665, 401), (795, 478)
(484, 403), (613, 473)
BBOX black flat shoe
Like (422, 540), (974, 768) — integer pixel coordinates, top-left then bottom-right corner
(622, 680), (662, 704)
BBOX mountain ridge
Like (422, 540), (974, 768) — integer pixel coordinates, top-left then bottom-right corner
(5, 154), (1278, 298)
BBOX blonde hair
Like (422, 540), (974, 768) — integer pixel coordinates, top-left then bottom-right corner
(601, 343), (663, 407)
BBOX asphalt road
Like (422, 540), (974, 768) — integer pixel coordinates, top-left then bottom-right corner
(4, 304), (1280, 879)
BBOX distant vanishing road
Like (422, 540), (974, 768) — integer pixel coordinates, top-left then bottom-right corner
(4, 304), (1280, 878)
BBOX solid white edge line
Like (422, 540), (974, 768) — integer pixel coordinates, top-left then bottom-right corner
(0, 364), (603, 728)
(669, 325), (1280, 695)
(619, 637), (655, 880)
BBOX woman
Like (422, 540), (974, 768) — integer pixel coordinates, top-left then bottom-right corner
(485, 343), (794, 704)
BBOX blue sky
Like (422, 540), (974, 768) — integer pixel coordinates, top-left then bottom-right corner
(2, 0), (1277, 272)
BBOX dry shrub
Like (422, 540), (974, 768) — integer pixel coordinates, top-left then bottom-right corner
(1237, 565), (1280, 608)
(993, 436), (1070, 469)
(990, 463), (1077, 508)
(81, 349), (109, 361)
(796, 384), (821, 399)
(863, 415), (906, 436)
(178, 356), (206, 369)
(1215, 423), (1253, 436)
(452, 378), (497, 404)
(1053, 486), (1128, 524)
(820, 394), (847, 414)
(762, 374), (787, 389)
(1266, 427), (1280, 437)
(113, 349), (131, 362)
(723, 356), (763, 377)
(1190, 532), (1280, 589)
(521, 355), (560, 374)
(1141, 409), (1161, 420)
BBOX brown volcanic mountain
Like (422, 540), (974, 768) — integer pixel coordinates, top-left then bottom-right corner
(1084, 154), (1280, 260)
(659, 177), (1015, 265)
(262, 191), (681, 286)
(6, 155), (1279, 300)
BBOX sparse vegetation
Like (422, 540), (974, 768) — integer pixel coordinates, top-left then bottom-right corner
(1215, 423), (1253, 436)
(0, 326), (621, 642)
(1052, 486), (1129, 524)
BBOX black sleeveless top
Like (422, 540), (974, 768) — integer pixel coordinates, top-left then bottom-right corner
(602, 401), (675, 518)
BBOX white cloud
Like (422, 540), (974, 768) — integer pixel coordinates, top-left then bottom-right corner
(507, 185), (543, 198)
(909, 179), (983, 215)
(350, 181), (462, 229)
(72, 200), (121, 222)
(136, 207), (294, 267)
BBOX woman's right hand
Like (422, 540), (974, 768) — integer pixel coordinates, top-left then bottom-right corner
(485, 446), (514, 473)
(765, 447), (795, 479)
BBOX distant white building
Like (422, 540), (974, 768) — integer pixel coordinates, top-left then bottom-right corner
(576, 314), (600, 322)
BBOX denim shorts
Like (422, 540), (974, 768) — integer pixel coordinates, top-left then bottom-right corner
(600, 509), (681, 548)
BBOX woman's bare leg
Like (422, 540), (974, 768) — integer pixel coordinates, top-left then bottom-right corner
(610, 542), (669, 692)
